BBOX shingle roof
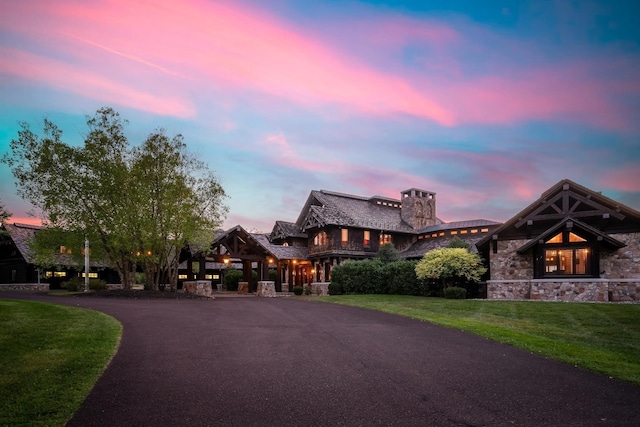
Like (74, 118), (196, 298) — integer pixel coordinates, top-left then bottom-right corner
(417, 219), (501, 234)
(400, 234), (486, 259)
(1, 222), (111, 268)
(270, 221), (307, 240)
(2, 223), (39, 264)
(252, 233), (308, 260)
(297, 190), (419, 232)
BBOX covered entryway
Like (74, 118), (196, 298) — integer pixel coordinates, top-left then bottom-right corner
(187, 225), (309, 293)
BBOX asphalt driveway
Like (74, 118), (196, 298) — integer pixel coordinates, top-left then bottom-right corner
(4, 292), (640, 426)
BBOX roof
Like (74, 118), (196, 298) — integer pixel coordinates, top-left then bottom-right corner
(1, 223), (40, 264)
(270, 221), (307, 240)
(516, 217), (626, 254)
(295, 190), (427, 232)
(212, 225), (307, 261)
(400, 234), (486, 259)
(252, 233), (308, 260)
(1, 222), (111, 268)
(478, 179), (640, 247)
(417, 219), (501, 234)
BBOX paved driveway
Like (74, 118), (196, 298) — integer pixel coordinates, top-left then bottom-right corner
(4, 292), (640, 426)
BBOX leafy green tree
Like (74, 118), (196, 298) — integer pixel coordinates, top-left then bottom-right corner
(0, 200), (11, 236)
(131, 130), (227, 291)
(415, 248), (487, 289)
(446, 236), (472, 251)
(376, 242), (400, 264)
(3, 107), (227, 290)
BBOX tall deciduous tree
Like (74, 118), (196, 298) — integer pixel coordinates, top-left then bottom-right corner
(2, 107), (227, 289)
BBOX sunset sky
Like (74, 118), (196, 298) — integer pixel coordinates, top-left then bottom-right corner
(1, 0), (639, 232)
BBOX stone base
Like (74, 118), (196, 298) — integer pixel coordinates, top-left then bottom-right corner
(256, 281), (276, 297)
(183, 280), (213, 298)
(0, 283), (50, 291)
(238, 281), (249, 294)
(488, 279), (640, 302)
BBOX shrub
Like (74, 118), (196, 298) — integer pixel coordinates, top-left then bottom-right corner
(328, 281), (343, 295)
(89, 279), (107, 291)
(443, 286), (467, 299)
(224, 269), (243, 291)
(293, 285), (304, 295)
(63, 277), (83, 292)
(303, 286), (312, 295)
(415, 248), (487, 288)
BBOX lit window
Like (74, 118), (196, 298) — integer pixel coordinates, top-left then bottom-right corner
(542, 230), (591, 277)
(212, 274), (220, 280)
(379, 233), (392, 244)
(439, 232), (445, 236)
(451, 231), (458, 235)
(363, 230), (371, 246)
(460, 230), (468, 234)
(81, 272), (98, 278)
(60, 246), (71, 254)
(178, 274), (188, 280)
(314, 232), (327, 246)
(481, 228), (489, 233)
(341, 229), (349, 246)
(431, 233), (437, 238)
(470, 229), (478, 234)
(54, 271), (67, 278)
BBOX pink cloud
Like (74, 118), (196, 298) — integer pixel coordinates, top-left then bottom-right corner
(598, 166), (640, 192)
(1, 0), (454, 125)
(441, 63), (638, 131)
(259, 133), (347, 173)
(0, 47), (195, 117)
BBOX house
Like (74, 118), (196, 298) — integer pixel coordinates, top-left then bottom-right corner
(201, 188), (501, 292)
(477, 179), (640, 302)
(0, 222), (119, 289)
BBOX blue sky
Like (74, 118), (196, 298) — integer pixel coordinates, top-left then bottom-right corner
(1, 0), (639, 232)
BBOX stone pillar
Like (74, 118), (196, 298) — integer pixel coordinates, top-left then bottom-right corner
(256, 281), (276, 297)
(238, 281), (249, 294)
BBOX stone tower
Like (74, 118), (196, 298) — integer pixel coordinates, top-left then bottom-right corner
(400, 188), (436, 229)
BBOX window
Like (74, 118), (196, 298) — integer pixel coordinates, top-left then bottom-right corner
(341, 229), (349, 246)
(379, 233), (392, 245)
(59, 246), (72, 254)
(46, 271), (67, 278)
(363, 230), (371, 247)
(314, 232), (327, 246)
(81, 272), (98, 278)
(541, 231), (591, 276)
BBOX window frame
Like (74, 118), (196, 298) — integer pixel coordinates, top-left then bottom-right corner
(536, 230), (596, 278)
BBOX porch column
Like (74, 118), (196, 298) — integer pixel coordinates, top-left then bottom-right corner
(242, 260), (253, 291)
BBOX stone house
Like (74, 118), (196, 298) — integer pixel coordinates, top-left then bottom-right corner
(477, 179), (640, 302)
(201, 188), (501, 292)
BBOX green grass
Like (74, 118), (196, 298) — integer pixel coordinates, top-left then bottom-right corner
(0, 300), (122, 427)
(318, 294), (640, 386)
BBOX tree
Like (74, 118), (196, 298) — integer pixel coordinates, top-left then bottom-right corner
(2, 107), (228, 290)
(446, 236), (471, 251)
(0, 200), (11, 236)
(414, 248), (487, 289)
(376, 242), (400, 264)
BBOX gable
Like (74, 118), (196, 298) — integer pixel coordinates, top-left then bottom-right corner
(479, 179), (640, 246)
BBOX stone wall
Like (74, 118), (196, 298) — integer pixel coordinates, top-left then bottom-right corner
(488, 279), (640, 302)
(183, 280), (212, 298)
(0, 283), (49, 291)
(600, 232), (640, 279)
(310, 282), (330, 296)
(489, 240), (533, 280)
(256, 281), (276, 297)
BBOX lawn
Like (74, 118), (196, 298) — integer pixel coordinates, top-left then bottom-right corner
(318, 294), (640, 386)
(0, 300), (122, 426)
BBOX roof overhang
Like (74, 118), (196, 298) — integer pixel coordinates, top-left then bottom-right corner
(516, 217), (626, 254)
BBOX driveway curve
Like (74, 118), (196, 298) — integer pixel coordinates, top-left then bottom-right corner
(4, 292), (640, 426)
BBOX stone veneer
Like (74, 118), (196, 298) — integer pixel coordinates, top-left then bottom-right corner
(183, 280), (213, 298)
(489, 239), (534, 280)
(256, 281), (276, 297)
(0, 283), (50, 291)
(488, 279), (640, 302)
(488, 233), (640, 302)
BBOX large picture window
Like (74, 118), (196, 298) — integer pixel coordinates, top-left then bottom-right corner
(542, 231), (591, 276)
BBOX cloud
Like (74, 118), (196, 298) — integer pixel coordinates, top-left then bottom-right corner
(0, 47), (195, 117)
